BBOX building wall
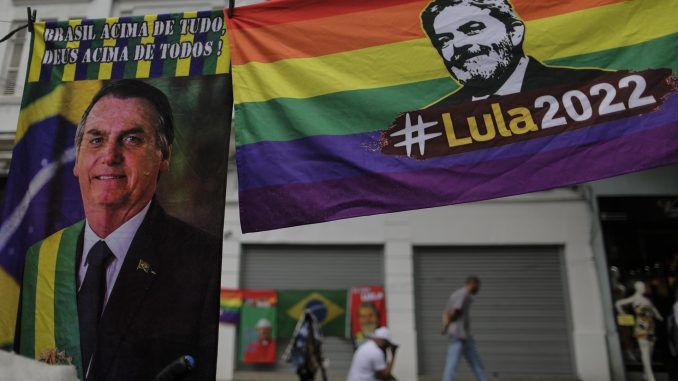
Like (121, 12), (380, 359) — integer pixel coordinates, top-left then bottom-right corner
(221, 176), (612, 381)
(4, 2), (676, 380)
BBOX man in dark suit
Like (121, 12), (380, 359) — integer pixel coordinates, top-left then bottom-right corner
(421, 0), (607, 107)
(17, 79), (220, 380)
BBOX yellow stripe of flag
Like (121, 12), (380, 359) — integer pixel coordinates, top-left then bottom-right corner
(0, 267), (20, 346)
(136, 14), (158, 79)
(176, 11), (198, 77)
(34, 230), (63, 358)
(524, 0), (677, 62)
(221, 299), (242, 308)
(28, 22), (47, 83)
(216, 32), (230, 74)
(234, 38), (445, 104)
(61, 19), (83, 82)
(234, 0), (677, 104)
(98, 17), (120, 80)
(15, 81), (102, 144)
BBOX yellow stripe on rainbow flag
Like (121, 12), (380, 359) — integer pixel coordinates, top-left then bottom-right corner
(524, 0), (678, 62)
(233, 0), (677, 104)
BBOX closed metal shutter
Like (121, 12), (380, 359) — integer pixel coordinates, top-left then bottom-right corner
(237, 245), (384, 379)
(414, 246), (575, 380)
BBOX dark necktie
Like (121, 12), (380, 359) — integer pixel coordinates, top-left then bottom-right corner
(78, 240), (113, 377)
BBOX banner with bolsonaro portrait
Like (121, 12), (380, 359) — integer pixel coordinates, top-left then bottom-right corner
(227, 0), (678, 233)
(0, 11), (231, 380)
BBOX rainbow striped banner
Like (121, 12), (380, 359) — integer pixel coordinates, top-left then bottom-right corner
(227, 0), (678, 232)
(220, 289), (243, 324)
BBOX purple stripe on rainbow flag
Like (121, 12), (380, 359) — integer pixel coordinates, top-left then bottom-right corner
(219, 310), (240, 324)
(237, 93), (678, 192)
(239, 120), (678, 232)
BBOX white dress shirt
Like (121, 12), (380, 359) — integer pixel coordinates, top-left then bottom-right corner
(78, 201), (151, 308)
(472, 56), (530, 101)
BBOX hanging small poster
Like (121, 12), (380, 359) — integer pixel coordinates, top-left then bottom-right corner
(239, 290), (278, 363)
(350, 286), (387, 345)
(220, 289), (243, 324)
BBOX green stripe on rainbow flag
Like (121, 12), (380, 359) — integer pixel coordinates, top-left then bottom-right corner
(230, 0), (677, 104)
(235, 33), (677, 146)
(228, 0), (678, 233)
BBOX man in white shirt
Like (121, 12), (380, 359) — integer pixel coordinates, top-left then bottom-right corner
(347, 327), (397, 381)
(420, 0), (606, 106)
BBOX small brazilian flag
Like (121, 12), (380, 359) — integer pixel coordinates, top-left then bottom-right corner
(277, 290), (348, 338)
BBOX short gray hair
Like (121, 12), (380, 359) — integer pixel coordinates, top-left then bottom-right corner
(74, 79), (174, 160)
(421, 0), (522, 50)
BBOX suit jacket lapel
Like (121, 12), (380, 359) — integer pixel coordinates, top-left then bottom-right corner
(94, 202), (164, 377)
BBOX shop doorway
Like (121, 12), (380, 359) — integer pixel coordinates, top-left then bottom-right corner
(600, 197), (678, 381)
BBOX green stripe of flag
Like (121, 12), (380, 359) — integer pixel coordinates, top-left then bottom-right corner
(200, 10), (224, 75)
(162, 15), (182, 77)
(546, 33), (678, 74)
(86, 30), (103, 81)
(54, 221), (84, 379)
(86, 19), (107, 81)
(123, 32), (141, 79)
(19, 243), (41, 358)
(235, 77), (456, 146)
(236, 33), (677, 146)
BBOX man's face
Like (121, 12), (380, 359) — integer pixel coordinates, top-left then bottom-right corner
(257, 326), (272, 342)
(430, 4), (522, 85)
(73, 95), (170, 214)
(359, 306), (378, 334)
(468, 281), (480, 295)
(373, 338), (389, 349)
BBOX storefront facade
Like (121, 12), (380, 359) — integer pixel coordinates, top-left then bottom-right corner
(590, 168), (678, 381)
(220, 175), (612, 381)
(0, 1), (676, 380)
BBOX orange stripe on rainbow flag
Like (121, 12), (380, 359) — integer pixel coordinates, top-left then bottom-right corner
(229, 0), (628, 65)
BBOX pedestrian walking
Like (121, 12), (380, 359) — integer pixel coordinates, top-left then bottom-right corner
(440, 276), (486, 381)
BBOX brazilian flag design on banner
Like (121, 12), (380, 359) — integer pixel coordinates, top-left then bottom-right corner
(0, 10), (231, 378)
(277, 290), (348, 338)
